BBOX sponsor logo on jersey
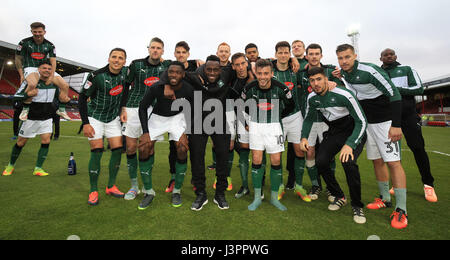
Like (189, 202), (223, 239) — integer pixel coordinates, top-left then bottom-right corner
(285, 82), (295, 91)
(307, 86), (313, 93)
(144, 77), (160, 87)
(258, 102), (274, 111)
(31, 52), (45, 60)
(109, 85), (124, 96)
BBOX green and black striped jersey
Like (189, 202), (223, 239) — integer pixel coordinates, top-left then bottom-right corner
(14, 80), (59, 121)
(125, 58), (171, 108)
(81, 65), (128, 123)
(272, 62), (301, 118)
(242, 79), (294, 124)
(16, 37), (56, 69)
(302, 87), (367, 149)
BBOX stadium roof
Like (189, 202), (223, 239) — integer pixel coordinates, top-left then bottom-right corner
(423, 74), (450, 94)
(0, 40), (97, 77)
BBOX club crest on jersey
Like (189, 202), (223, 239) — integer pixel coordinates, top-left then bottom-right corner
(31, 52), (45, 60)
(285, 82), (295, 91)
(307, 86), (313, 93)
(144, 77), (160, 87)
(110, 85), (124, 96)
(258, 102), (274, 111)
(217, 80), (225, 88)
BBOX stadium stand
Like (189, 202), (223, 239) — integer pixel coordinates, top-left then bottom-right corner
(417, 74), (450, 126)
(0, 40), (97, 121)
(0, 79), (17, 95)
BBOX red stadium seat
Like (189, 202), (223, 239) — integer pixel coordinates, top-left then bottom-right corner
(427, 121), (447, 127)
(0, 80), (17, 95)
(0, 110), (13, 119)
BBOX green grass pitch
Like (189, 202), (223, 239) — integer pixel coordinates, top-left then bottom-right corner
(0, 122), (448, 240)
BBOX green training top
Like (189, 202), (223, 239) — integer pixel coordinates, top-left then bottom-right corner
(341, 60), (402, 126)
(302, 86), (367, 149)
(297, 64), (343, 120)
(382, 62), (424, 96)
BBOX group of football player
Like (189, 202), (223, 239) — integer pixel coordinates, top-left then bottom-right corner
(3, 22), (439, 230)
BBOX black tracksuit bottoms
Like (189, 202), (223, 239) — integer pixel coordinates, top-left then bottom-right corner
(189, 133), (231, 196)
(316, 125), (366, 208)
(402, 112), (434, 187)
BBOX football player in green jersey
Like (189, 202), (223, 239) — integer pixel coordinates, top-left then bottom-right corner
(296, 43), (342, 201)
(335, 44), (408, 229)
(15, 22), (71, 121)
(380, 48), (437, 203)
(122, 37), (172, 200)
(3, 62), (61, 177)
(300, 67), (367, 224)
(80, 48), (128, 206)
(272, 41), (311, 202)
(243, 59), (295, 211)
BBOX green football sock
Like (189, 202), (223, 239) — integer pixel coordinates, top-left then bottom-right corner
(108, 148), (122, 189)
(394, 188), (407, 214)
(35, 144), (49, 169)
(239, 149), (250, 188)
(9, 144), (24, 166)
(270, 165), (287, 211)
(378, 181), (391, 202)
(89, 149), (103, 192)
(306, 160), (319, 187)
(294, 156), (306, 187)
(140, 155), (155, 191)
(248, 164), (264, 211)
(127, 153), (138, 188)
(174, 159), (188, 190)
(227, 150), (234, 177)
(58, 103), (66, 112)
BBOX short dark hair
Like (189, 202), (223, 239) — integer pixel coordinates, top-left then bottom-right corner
(255, 59), (273, 71)
(381, 48), (396, 57)
(39, 61), (52, 67)
(169, 61), (185, 71)
(275, 41), (291, 52)
(245, 43), (258, 51)
(150, 37), (164, 47)
(30, 22), (45, 30)
(109, 48), (127, 58)
(306, 43), (323, 54)
(175, 41), (190, 52)
(336, 44), (355, 54)
(307, 66), (326, 78)
(206, 55), (221, 63)
(231, 53), (246, 63)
